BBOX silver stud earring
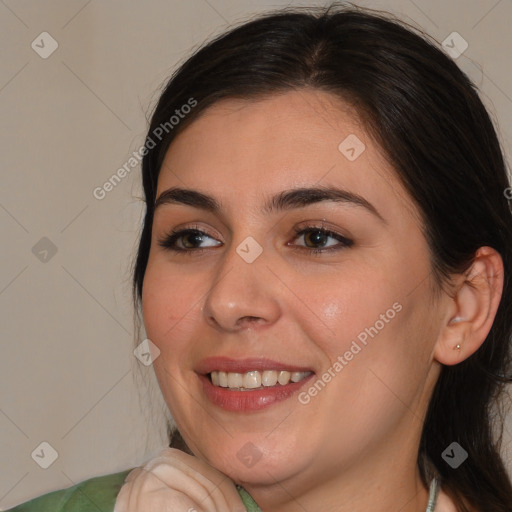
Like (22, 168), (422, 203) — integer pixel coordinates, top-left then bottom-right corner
(454, 343), (462, 350)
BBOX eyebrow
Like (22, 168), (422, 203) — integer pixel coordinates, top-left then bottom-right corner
(154, 186), (386, 223)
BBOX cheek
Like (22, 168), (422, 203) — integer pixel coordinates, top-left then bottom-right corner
(311, 270), (401, 353)
(141, 264), (203, 421)
(313, 240), (434, 367)
(307, 264), (432, 411)
(331, 281), (436, 428)
(141, 262), (198, 358)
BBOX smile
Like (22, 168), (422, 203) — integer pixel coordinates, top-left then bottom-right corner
(209, 370), (313, 390)
(196, 357), (315, 411)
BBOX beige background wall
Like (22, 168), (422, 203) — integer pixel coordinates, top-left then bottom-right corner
(1, 0), (511, 509)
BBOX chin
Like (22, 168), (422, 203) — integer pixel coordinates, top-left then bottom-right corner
(204, 436), (309, 486)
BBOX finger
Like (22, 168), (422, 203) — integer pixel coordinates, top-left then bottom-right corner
(117, 465), (242, 512)
(123, 467), (142, 484)
(147, 448), (246, 512)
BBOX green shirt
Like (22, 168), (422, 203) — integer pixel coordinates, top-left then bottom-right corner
(5, 470), (262, 512)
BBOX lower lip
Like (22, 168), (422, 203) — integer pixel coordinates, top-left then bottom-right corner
(198, 373), (315, 412)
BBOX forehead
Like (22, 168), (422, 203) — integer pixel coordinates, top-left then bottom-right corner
(164, 90), (367, 168)
(156, 89), (418, 223)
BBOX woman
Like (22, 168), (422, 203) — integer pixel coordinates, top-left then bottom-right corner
(8, 3), (512, 511)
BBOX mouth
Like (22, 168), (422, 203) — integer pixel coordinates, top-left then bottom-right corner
(208, 369), (313, 390)
(196, 357), (315, 411)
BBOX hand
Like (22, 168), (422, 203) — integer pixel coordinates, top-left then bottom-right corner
(114, 447), (246, 512)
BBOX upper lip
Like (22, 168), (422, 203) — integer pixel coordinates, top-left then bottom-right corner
(196, 357), (314, 375)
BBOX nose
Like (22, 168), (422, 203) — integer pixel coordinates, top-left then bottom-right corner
(202, 240), (282, 333)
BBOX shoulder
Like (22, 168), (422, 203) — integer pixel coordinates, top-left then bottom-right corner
(5, 469), (133, 512)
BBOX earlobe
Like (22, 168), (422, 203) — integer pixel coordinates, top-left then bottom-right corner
(433, 247), (504, 367)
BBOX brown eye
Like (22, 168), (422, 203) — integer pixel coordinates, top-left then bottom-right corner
(291, 226), (354, 254)
(158, 228), (220, 252)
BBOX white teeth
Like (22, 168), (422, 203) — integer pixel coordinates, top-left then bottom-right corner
(227, 372), (243, 388)
(218, 371), (228, 387)
(291, 371), (309, 382)
(261, 370), (278, 386)
(209, 369), (312, 389)
(243, 371), (261, 389)
(277, 370), (291, 385)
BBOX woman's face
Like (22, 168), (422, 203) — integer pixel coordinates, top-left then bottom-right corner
(142, 90), (445, 490)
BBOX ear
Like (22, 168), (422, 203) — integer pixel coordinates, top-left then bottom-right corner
(434, 246), (504, 366)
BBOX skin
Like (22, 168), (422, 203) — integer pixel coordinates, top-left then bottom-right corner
(141, 89), (504, 512)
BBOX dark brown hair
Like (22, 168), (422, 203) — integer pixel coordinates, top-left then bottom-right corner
(132, 3), (512, 510)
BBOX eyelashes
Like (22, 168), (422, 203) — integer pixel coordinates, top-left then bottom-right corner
(290, 225), (354, 254)
(157, 224), (219, 254)
(157, 223), (354, 256)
